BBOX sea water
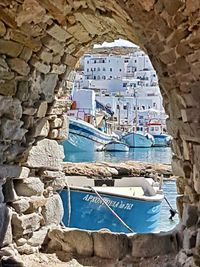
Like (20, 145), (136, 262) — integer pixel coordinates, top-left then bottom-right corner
(64, 147), (179, 232)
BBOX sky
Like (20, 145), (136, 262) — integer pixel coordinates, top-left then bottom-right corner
(94, 39), (137, 48)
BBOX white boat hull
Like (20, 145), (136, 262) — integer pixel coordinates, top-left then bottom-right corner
(104, 141), (129, 152)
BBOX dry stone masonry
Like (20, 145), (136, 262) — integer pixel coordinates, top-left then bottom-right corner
(0, 0), (200, 266)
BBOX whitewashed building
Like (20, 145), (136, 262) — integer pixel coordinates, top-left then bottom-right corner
(72, 49), (166, 127)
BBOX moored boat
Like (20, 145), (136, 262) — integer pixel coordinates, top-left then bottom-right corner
(122, 128), (154, 148)
(104, 140), (129, 152)
(146, 121), (172, 147)
(61, 117), (115, 154)
(60, 176), (164, 233)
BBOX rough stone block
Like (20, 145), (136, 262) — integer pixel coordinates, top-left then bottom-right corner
(16, 81), (29, 102)
(30, 57), (50, 74)
(22, 107), (37, 115)
(0, 204), (10, 247)
(46, 23), (71, 42)
(0, 165), (30, 179)
(48, 227), (93, 256)
(27, 227), (48, 247)
(51, 64), (66, 74)
(0, 21), (6, 37)
(19, 47), (32, 62)
(11, 213), (42, 238)
(130, 232), (178, 257)
(37, 49), (53, 64)
(36, 101), (48, 118)
(62, 53), (77, 67)
(40, 73), (58, 103)
(7, 58), (30, 76)
(182, 203), (198, 227)
(28, 196), (48, 213)
(33, 118), (49, 138)
(1, 118), (27, 141)
(183, 228), (197, 250)
(14, 177), (44, 197)
(49, 118), (63, 129)
(93, 231), (129, 259)
(0, 39), (23, 57)
(41, 36), (64, 55)
(48, 129), (58, 139)
(3, 178), (18, 202)
(11, 198), (30, 214)
(2, 208), (13, 247)
(25, 139), (64, 170)
(41, 194), (63, 225)
(0, 79), (16, 96)
(0, 96), (22, 120)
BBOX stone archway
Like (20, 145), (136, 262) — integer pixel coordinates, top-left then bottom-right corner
(0, 0), (200, 266)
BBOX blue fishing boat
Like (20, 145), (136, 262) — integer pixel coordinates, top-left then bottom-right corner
(61, 117), (115, 154)
(60, 176), (164, 233)
(146, 121), (172, 147)
(122, 128), (154, 148)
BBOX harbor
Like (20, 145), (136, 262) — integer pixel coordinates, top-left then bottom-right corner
(59, 47), (177, 236)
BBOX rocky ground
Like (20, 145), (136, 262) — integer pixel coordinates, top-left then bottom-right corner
(63, 161), (174, 180)
(8, 252), (176, 267)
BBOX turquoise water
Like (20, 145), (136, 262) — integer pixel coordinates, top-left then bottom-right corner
(65, 147), (172, 164)
(64, 147), (179, 232)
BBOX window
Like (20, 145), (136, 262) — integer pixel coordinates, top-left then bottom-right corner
(87, 68), (89, 72)
(94, 68), (96, 71)
(94, 76), (96, 80)
(91, 68), (93, 71)
(102, 75), (106, 80)
(97, 67), (100, 71)
(119, 69), (122, 72)
(87, 61), (89, 64)
(123, 83), (127, 87)
(110, 68), (112, 72)
(94, 60), (96, 63)
(103, 67), (106, 71)
(110, 76), (112, 79)
(102, 60), (105, 63)
(123, 105), (127, 110)
(97, 75), (100, 80)
(117, 104), (120, 109)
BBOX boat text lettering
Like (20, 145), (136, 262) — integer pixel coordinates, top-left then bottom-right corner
(83, 194), (134, 210)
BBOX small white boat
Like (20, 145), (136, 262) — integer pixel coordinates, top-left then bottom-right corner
(104, 141), (129, 152)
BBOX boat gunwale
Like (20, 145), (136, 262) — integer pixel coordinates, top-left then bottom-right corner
(61, 186), (164, 202)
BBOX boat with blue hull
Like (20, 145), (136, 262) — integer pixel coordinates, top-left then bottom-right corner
(60, 176), (163, 233)
(152, 134), (172, 147)
(61, 118), (115, 154)
(121, 131), (154, 148)
(146, 121), (172, 147)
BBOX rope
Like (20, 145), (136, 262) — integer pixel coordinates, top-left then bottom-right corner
(89, 186), (134, 233)
(164, 196), (178, 220)
(66, 181), (71, 227)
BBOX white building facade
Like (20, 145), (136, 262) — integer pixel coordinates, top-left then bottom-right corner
(73, 49), (166, 127)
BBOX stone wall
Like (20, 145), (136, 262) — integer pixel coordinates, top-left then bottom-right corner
(0, 0), (200, 266)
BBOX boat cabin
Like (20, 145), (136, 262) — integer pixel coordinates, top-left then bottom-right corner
(146, 121), (165, 135)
